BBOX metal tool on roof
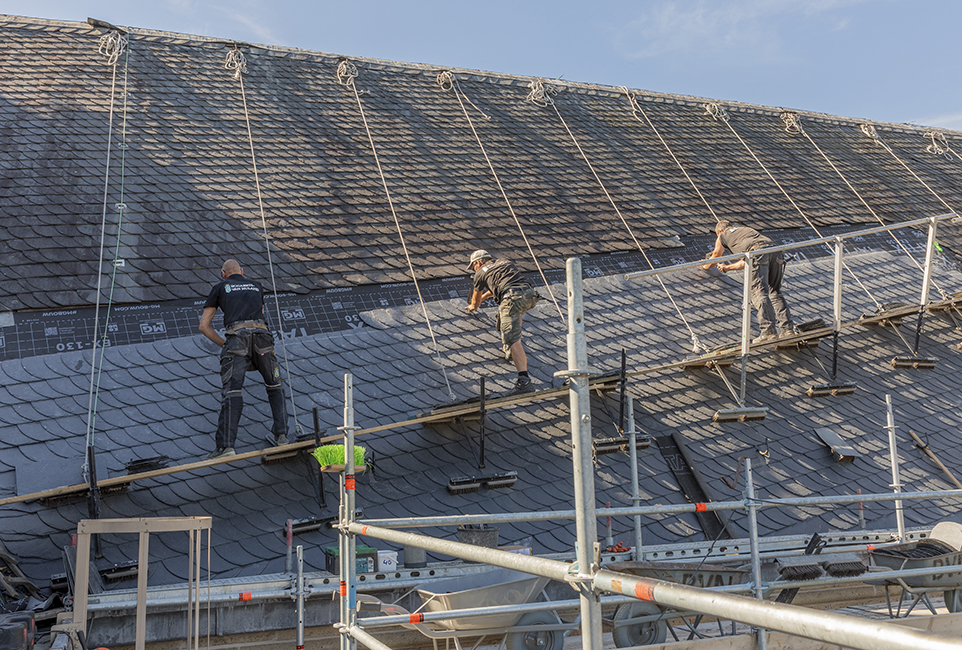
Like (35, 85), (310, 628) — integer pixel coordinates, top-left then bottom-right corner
(908, 430), (962, 490)
(446, 471), (518, 495)
(592, 351), (652, 455)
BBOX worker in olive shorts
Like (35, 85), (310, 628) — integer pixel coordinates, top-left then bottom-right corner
(704, 221), (798, 344)
(465, 250), (540, 394)
(199, 259), (289, 460)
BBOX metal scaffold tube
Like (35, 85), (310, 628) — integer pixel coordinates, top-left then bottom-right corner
(560, 257), (604, 649)
(349, 523), (962, 650)
(626, 395), (644, 556)
(592, 568), (962, 650)
(885, 394), (906, 541)
(339, 374), (358, 650)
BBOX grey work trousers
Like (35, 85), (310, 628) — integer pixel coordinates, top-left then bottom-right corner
(749, 252), (794, 336)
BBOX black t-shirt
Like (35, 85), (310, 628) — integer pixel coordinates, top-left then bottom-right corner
(473, 259), (526, 304)
(204, 274), (265, 327)
(719, 225), (770, 254)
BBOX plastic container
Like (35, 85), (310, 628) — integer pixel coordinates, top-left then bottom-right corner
(377, 550), (398, 572)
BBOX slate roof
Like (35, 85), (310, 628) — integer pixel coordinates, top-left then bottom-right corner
(2, 14), (962, 593)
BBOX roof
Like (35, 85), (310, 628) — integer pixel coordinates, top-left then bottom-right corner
(1, 14), (962, 594)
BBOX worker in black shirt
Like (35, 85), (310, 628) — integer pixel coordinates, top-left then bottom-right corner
(704, 221), (798, 344)
(465, 250), (540, 394)
(199, 259), (289, 460)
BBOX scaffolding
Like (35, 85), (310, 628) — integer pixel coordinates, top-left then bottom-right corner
(329, 256), (962, 650)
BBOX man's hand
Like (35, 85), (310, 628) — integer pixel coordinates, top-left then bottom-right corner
(465, 304), (477, 313)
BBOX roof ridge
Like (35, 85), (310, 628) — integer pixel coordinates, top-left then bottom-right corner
(1, 13), (960, 136)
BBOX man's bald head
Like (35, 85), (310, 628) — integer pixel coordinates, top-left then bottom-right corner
(221, 259), (242, 276)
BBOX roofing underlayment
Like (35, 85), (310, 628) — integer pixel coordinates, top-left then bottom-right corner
(2, 13), (962, 605)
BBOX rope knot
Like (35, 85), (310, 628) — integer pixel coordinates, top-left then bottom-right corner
(704, 103), (730, 123)
(525, 79), (560, 107)
(436, 70), (454, 91)
(620, 86), (646, 124)
(224, 48), (248, 79)
(97, 31), (127, 66)
(780, 112), (803, 135)
(336, 60), (358, 87)
(924, 131), (952, 158)
(858, 123), (881, 144)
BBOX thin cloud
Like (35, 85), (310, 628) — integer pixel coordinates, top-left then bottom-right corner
(615, 0), (869, 62)
(913, 112), (962, 132)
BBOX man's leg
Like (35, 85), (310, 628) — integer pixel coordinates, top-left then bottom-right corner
(509, 339), (527, 373)
(749, 256), (778, 337)
(768, 254), (796, 333)
(215, 334), (249, 450)
(253, 332), (289, 442)
(501, 290), (538, 392)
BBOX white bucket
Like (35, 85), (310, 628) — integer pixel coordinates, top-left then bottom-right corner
(377, 550), (398, 572)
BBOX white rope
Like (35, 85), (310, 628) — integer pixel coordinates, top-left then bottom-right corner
(790, 114), (947, 298)
(525, 79), (560, 107)
(704, 103), (730, 123)
(858, 123), (957, 213)
(82, 34), (117, 481)
(97, 31), (127, 66)
(923, 131), (952, 158)
(437, 71), (565, 325)
(227, 48), (304, 433)
(622, 88), (721, 224)
(83, 28), (134, 475)
(709, 105), (881, 308)
(340, 60), (456, 400)
(436, 71), (490, 120)
(224, 48), (247, 79)
(336, 59), (358, 86)
(548, 91), (703, 351)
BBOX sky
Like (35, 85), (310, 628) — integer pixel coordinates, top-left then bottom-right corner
(3, 0), (961, 130)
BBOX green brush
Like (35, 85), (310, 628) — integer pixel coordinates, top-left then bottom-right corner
(312, 444), (365, 467)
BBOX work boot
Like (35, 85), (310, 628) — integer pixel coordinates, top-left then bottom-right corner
(510, 376), (534, 395)
(265, 433), (289, 448)
(206, 447), (236, 461)
(751, 332), (777, 346)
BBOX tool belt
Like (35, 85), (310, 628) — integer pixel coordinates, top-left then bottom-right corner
(226, 320), (268, 334)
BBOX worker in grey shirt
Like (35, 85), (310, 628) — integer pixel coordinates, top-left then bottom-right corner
(704, 221), (798, 344)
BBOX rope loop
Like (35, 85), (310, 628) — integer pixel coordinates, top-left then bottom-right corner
(704, 103), (730, 123)
(436, 70), (454, 91)
(336, 59), (359, 87)
(858, 123), (883, 145)
(620, 86), (646, 124)
(97, 31), (127, 66)
(526, 79), (560, 107)
(780, 112), (804, 135)
(924, 131), (953, 159)
(224, 48), (248, 79)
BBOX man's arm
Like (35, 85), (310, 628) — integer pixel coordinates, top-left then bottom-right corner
(465, 289), (493, 312)
(199, 307), (225, 346)
(703, 234), (737, 270)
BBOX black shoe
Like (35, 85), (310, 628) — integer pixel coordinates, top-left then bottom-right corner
(265, 433), (289, 448)
(206, 447), (235, 460)
(510, 376), (534, 395)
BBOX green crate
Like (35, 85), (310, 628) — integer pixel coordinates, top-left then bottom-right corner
(324, 545), (378, 574)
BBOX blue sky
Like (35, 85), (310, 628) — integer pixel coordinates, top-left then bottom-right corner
(4, 0), (961, 129)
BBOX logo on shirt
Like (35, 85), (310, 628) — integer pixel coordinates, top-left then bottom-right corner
(225, 285), (233, 293)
